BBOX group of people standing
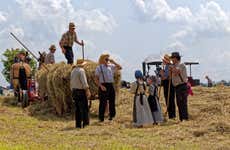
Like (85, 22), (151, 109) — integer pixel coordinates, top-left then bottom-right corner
(12, 22), (189, 128)
(130, 52), (189, 127)
(70, 54), (122, 128)
(56, 22), (190, 128)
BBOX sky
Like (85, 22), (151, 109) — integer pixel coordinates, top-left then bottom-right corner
(1, 0), (230, 86)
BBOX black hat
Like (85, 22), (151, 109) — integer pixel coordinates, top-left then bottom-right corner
(170, 52), (181, 58)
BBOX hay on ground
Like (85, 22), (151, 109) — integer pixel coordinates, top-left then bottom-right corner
(36, 60), (121, 115)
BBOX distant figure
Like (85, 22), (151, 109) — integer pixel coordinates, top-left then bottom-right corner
(95, 54), (122, 122)
(10, 51), (31, 103)
(130, 70), (153, 127)
(205, 76), (213, 87)
(147, 76), (163, 124)
(45, 45), (56, 64)
(71, 59), (91, 128)
(59, 22), (84, 64)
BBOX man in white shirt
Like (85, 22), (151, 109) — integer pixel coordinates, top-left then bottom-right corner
(71, 59), (91, 128)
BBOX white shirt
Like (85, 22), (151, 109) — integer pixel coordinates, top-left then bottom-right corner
(70, 67), (89, 90)
(95, 64), (116, 83)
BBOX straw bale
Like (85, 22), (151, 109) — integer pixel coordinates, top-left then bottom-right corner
(36, 60), (121, 115)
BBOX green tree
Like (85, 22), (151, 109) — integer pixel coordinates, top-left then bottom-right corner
(1, 48), (37, 83)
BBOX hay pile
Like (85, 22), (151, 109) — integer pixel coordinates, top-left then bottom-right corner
(36, 60), (121, 115)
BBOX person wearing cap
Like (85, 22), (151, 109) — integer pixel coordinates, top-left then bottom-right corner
(59, 22), (84, 64)
(71, 59), (91, 128)
(10, 51), (31, 104)
(170, 52), (189, 122)
(160, 54), (176, 119)
(95, 54), (122, 122)
(130, 70), (153, 127)
(45, 44), (56, 64)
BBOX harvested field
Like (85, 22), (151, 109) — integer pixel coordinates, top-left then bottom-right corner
(0, 86), (229, 150)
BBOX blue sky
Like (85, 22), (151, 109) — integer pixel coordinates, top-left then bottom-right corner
(1, 0), (230, 86)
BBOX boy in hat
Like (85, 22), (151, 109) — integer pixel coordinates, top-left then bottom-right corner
(45, 44), (56, 64)
(170, 52), (189, 122)
(59, 22), (84, 64)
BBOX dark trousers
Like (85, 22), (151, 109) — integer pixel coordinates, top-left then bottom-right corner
(98, 83), (116, 121)
(72, 89), (89, 128)
(162, 79), (176, 119)
(175, 84), (189, 121)
(64, 46), (74, 64)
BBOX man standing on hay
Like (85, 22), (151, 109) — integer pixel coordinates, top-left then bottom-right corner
(95, 54), (122, 122)
(71, 59), (91, 128)
(44, 44), (56, 64)
(59, 22), (84, 64)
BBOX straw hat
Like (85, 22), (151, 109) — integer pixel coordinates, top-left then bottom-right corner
(18, 50), (26, 56)
(69, 22), (75, 29)
(98, 53), (110, 64)
(49, 44), (56, 51)
(72, 59), (87, 69)
(162, 54), (171, 64)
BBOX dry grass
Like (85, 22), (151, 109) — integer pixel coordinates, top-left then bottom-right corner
(0, 86), (229, 150)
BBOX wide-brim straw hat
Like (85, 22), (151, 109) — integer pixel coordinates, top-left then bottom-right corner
(161, 54), (171, 64)
(49, 44), (56, 51)
(98, 53), (110, 64)
(72, 59), (87, 68)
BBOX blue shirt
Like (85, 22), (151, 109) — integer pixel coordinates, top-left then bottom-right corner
(95, 64), (116, 83)
(163, 65), (169, 79)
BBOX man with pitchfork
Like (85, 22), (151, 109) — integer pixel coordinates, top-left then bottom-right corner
(59, 22), (84, 64)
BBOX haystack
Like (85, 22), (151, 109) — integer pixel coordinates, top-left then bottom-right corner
(36, 59), (121, 115)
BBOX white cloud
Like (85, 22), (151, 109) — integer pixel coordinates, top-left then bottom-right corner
(0, 0), (118, 85)
(15, 0), (117, 33)
(134, 0), (230, 40)
(134, 0), (193, 23)
(134, 0), (230, 82)
(0, 11), (7, 23)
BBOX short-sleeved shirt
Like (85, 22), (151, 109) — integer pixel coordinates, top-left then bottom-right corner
(95, 64), (116, 84)
(70, 67), (89, 90)
(172, 63), (187, 87)
(60, 31), (77, 47)
(44, 52), (55, 64)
